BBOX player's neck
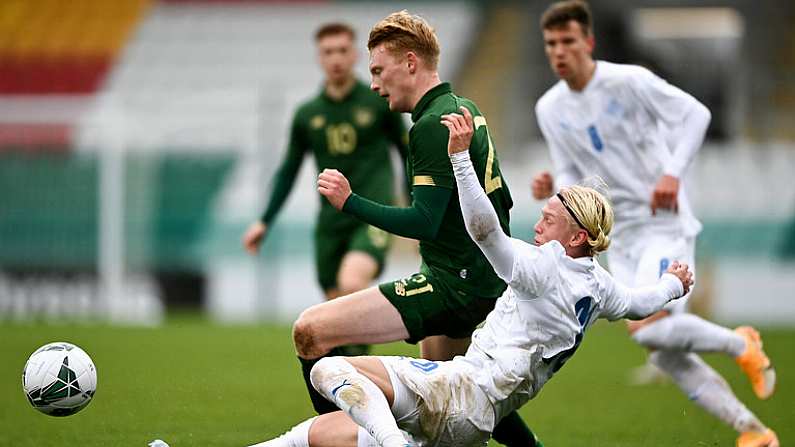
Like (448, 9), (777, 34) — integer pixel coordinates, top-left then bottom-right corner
(409, 71), (442, 112)
(325, 76), (356, 101)
(566, 59), (597, 92)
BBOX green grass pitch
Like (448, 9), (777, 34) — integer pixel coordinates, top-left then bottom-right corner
(1, 316), (791, 446)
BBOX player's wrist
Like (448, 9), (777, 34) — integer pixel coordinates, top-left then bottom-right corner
(662, 165), (684, 179)
(341, 192), (359, 213)
(449, 150), (471, 164)
(659, 272), (685, 298)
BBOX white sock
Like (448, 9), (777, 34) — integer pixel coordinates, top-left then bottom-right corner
(633, 314), (746, 356)
(310, 357), (407, 447)
(247, 417), (315, 447)
(650, 351), (765, 433)
(357, 427), (416, 447)
(357, 426), (380, 447)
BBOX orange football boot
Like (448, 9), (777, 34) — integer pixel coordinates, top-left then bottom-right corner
(734, 326), (776, 399)
(736, 429), (779, 447)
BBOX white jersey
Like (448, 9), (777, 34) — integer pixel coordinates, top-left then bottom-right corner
(535, 61), (705, 242)
(436, 151), (685, 435)
(454, 240), (682, 428)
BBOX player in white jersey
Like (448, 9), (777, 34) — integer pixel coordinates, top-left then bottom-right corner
(247, 107), (692, 447)
(530, 2), (778, 446)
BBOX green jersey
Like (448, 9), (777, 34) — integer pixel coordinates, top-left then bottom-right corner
(409, 83), (513, 297)
(260, 80), (408, 230)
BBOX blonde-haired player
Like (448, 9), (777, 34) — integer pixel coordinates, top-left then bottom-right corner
(531, 1), (778, 445)
(248, 107), (692, 447)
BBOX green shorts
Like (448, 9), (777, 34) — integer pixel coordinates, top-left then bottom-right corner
(315, 223), (391, 291)
(378, 270), (499, 344)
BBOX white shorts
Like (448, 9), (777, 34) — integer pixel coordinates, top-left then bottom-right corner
(379, 356), (492, 447)
(607, 228), (696, 314)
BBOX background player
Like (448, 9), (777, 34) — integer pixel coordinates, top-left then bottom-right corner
(296, 10), (539, 447)
(249, 106), (693, 447)
(242, 23), (408, 356)
(530, 2), (778, 445)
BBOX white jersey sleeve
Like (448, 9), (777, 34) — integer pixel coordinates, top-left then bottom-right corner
(599, 270), (685, 321)
(627, 66), (697, 127)
(627, 67), (711, 178)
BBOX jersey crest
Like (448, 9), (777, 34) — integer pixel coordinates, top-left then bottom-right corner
(310, 114), (326, 129)
(353, 107), (374, 127)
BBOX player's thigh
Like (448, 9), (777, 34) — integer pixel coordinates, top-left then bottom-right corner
(378, 272), (496, 345)
(380, 356), (491, 447)
(349, 225), (391, 269)
(635, 234), (695, 313)
(634, 234), (695, 285)
(338, 225), (390, 285)
(420, 335), (471, 361)
(308, 411), (359, 447)
(299, 286), (410, 348)
(336, 251), (379, 293)
(315, 227), (350, 292)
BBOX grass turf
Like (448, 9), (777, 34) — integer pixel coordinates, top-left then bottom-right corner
(0, 316), (791, 446)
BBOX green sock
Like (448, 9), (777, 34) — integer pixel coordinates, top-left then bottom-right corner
(297, 347), (348, 414)
(336, 344), (371, 357)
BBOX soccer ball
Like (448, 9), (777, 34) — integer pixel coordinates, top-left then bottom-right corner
(22, 342), (97, 416)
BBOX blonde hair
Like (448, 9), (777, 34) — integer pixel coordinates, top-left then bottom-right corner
(367, 10), (440, 69)
(559, 185), (614, 256)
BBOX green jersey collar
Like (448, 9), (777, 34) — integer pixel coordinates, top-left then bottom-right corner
(411, 82), (452, 122)
(321, 79), (364, 103)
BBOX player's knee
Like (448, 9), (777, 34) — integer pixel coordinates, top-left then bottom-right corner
(293, 312), (323, 357)
(309, 357), (354, 392)
(647, 350), (665, 369)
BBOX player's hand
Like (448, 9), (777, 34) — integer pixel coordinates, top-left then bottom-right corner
(242, 221), (267, 254)
(318, 169), (352, 211)
(651, 174), (679, 215)
(531, 171), (554, 200)
(441, 106), (474, 155)
(666, 261), (693, 296)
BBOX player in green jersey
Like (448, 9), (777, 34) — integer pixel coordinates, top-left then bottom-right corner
(289, 11), (541, 447)
(242, 23), (408, 357)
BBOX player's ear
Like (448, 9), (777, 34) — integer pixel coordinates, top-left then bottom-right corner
(585, 33), (595, 54)
(406, 51), (418, 74)
(571, 229), (588, 249)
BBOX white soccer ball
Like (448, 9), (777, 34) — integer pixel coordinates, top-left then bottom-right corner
(22, 342), (97, 416)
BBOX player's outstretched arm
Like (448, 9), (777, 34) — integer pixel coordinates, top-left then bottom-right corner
(244, 126), (307, 254)
(443, 107), (516, 281)
(607, 261), (693, 320)
(318, 169), (452, 241)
